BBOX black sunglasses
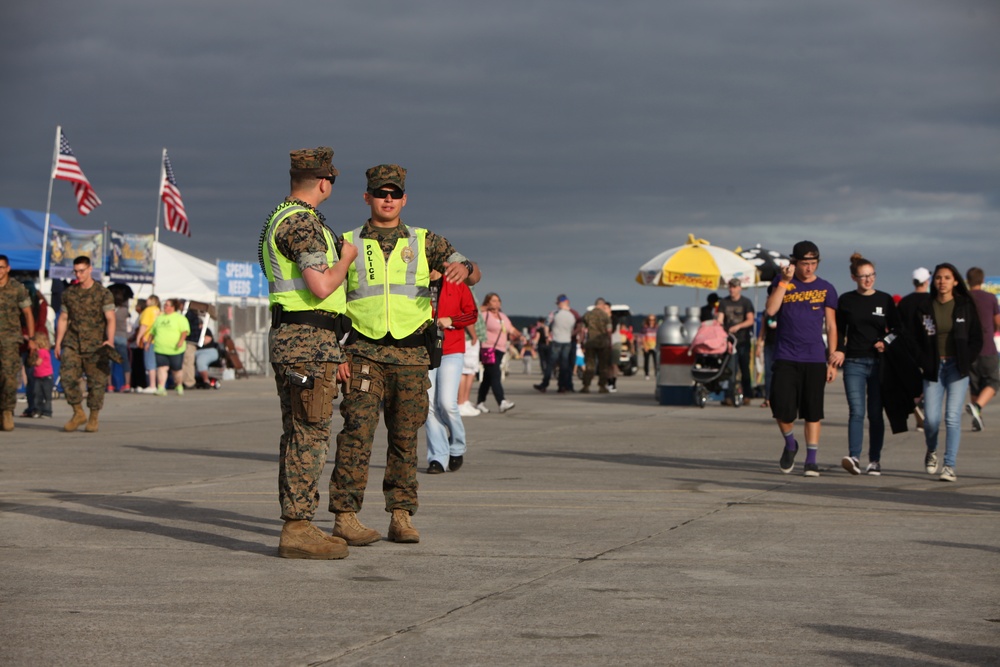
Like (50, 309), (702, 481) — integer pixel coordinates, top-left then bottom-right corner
(368, 188), (404, 199)
(318, 175), (336, 184)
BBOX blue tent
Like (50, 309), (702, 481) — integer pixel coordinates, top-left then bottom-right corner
(0, 208), (73, 271)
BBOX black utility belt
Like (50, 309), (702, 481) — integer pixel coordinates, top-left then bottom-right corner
(272, 307), (342, 331)
(357, 331), (426, 348)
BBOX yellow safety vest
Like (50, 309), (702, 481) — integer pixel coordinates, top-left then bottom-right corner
(261, 203), (346, 313)
(343, 225), (431, 339)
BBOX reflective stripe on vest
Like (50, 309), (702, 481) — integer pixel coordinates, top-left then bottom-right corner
(262, 203), (345, 313)
(343, 226), (431, 339)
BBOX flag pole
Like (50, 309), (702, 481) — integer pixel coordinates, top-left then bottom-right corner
(152, 148), (165, 293)
(39, 125), (60, 294)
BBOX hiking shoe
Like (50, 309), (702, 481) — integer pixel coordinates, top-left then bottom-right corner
(939, 466), (957, 482)
(803, 463), (820, 477)
(426, 460), (445, 474)
(866, 462), (882, 476)
(966, 403), (984, 432)
(332, 512), (381, 546)
(779, 441), (799, 474)
(841, 456), (861, 475)
(924, 450), (938, 475)
(499, 399), (516, 413)
(278, 520), (348, 560)
(475, 402), (490, 413)
(387, 509), (419, 543)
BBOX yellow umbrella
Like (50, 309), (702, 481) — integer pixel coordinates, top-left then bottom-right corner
(636, 234), (757, 289)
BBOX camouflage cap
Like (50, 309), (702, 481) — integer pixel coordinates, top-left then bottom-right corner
(289, 146), (339, 176)
(366, 164), (406, 191)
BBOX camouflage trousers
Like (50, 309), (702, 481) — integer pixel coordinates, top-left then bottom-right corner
(330, 359), (430, 515)
(274, 361), (340, 521)
(61, 346), (110, 410)
(582, 345), (611, 389)
(0, 337), (22, 412)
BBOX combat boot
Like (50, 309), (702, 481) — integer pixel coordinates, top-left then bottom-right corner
(387, 509), (420, 543)
(64, 405), (87, 432)
(331, 512), (381, 546)
(278, 520), (349, 560)
(85, 409), (100, 432)
(1, 410), (13, 431)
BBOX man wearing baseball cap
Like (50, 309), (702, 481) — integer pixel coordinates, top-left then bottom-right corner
(897, 266), (933, 430)
(719, 277), (755, 405)
(765, 240), (839, 477)
(534, 294), (579, 394)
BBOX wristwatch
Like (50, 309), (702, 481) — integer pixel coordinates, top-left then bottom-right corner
(461, 260), (474, 275)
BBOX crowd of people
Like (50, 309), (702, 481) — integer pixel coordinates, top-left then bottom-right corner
(0, 253), (229, 433)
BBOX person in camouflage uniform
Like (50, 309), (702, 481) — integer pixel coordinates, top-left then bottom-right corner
(262, 146), (358, 560)
(580, 297), (612, 393)
(0, 255), (36, 431)
(55, 256), (115, 432)
(330, 164), (480, 545)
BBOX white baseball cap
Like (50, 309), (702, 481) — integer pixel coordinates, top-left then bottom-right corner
(912, 267), (931, 283)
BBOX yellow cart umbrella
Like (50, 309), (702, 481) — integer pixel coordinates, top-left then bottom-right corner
(636, 234), (757, 289)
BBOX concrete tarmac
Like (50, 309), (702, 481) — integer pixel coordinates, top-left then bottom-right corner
(1, 371), (998, 666)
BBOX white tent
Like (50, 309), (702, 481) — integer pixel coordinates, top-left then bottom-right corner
(125, 242), (266, 306)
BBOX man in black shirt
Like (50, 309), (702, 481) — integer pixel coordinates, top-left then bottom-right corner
(719, 278), (754, 405)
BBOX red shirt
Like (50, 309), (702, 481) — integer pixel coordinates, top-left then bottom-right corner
(433, 281), (478, 355)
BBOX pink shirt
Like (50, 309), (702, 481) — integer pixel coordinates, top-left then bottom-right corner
(34, 348), (54, 378)
(481, 310), (516, 353)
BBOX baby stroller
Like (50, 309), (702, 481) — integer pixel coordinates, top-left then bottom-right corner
(688, 321), (741, 408)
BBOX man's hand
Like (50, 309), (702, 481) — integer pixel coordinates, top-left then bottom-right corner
(780, 263), (795, 282)
(442, 261), (470, 284)
(340, 240), (358, 264)
(336, 361), (351, 384)
(54, 343), (61, 360)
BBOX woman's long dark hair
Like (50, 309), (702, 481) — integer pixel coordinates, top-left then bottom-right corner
(930, 263), (971, 300)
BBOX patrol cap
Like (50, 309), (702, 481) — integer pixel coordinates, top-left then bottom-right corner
(366, 164), (406, 191)
(289, 146), (339, 176)
(791, 240), (820, 261)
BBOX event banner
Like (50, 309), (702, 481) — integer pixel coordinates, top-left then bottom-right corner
(108, 231), (155, 283)
(218, 260), (267, 299)
(48, 227), (104, 280)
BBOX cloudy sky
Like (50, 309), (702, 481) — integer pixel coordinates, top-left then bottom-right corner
(2, 0), (998, 316)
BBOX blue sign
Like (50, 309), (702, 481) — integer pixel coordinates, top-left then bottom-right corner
(218, 260), (267, 298)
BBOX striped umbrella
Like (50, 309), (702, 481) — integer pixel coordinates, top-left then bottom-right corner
(636, 234), (757, 289)
(736, 244), (790, 287)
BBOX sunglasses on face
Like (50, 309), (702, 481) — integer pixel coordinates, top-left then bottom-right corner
(368, 188), (404, 199)
(318, 175), (336, 184)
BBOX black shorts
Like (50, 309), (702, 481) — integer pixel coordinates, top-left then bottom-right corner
(770, 360), (827, 423)
(155, 352), (184, 372)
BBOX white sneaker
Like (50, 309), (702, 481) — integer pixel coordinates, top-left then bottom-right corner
(139, 386), (157, 394)
(458, 402), (480, 417)
(499, 399), (515, 413)
(475, 402), (490, 414)
(939, 466), (957, 482)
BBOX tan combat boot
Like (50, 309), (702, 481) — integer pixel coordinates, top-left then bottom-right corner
(277, 519), (349, 560)
(1, 410), (14, 431)
(331, 512), (382, 546)
(64, 405), (87, 432)
(85, 409), (100, 432)
(387, 509), (420, 543)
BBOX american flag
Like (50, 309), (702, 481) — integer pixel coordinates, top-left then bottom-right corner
(53, 129), (102, 216)
(160, 150), (190, 236)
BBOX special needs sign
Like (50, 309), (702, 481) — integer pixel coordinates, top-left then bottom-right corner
(218, 260), (267, 298)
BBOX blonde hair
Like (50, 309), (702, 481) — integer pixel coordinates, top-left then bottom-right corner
(33, 330), (51, 349)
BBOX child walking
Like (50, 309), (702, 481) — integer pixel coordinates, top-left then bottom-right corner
(30, 331), (54, 418)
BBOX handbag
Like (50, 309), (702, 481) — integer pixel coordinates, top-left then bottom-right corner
(479, 312), (503, 365)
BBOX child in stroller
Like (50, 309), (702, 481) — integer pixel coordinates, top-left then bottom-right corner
(688, 316), (741, 408)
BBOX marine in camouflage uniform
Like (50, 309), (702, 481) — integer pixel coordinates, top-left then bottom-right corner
(55, 256), (115, 431)
(580, 298), (612, 393)
(0, 255), (36, 431)
(263, 146), (357, 560)
(330, 164), (479, 544)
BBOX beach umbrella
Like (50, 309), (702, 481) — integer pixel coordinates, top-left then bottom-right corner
(736, 244), (790, 286)
(636, 234), (757, 289)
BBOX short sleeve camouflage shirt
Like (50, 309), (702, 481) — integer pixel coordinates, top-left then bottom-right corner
(0, 280), (31, 340)
(268, 197), (346, 365)
(346, 219), (468, 366)
(61, 282), (114, 353)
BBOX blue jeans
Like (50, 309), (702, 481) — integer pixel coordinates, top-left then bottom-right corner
(195, 347), (220, 372)
(539, 341), (575, 391)
(843, 357), (884, 462)
(923, 358), (968, 468)
(426, 352), (467, 467)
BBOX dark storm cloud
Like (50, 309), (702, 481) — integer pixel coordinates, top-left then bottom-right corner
(1, 0), (998, 315)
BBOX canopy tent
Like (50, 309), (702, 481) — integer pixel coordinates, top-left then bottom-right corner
(0, 208), (71, 270)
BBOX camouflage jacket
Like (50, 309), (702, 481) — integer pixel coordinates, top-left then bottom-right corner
(267, 197), (346, 365)
(345, 219), (466, 366)
(0, 280), (30, 340)
(61, 282), (114, 353)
